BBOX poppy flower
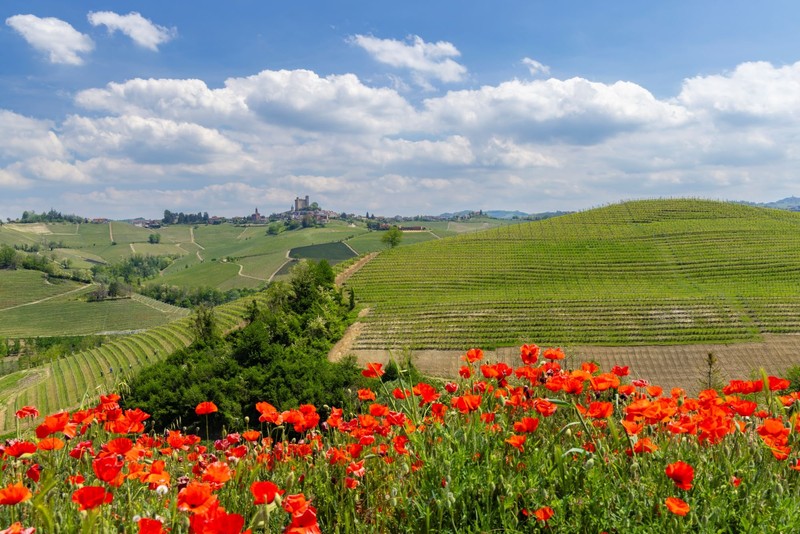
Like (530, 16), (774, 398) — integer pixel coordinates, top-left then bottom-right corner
(361, 362), (384, 378)
(188, 501), (247, 534)
(251, 480), (284, 505)
(93, 455), (124, 486)
(462, 348), (483, 363)
(3, 440), (36, 458)
(14, 406), (39, 419)
(665, 461), (694, 490)
(195, 402), (218, 416)
(519, 344), (540, 364)
(513, 417), (540, 433)
(534, 506), (554, 522)
(505, 434), (526, 452)
(0, 482), (32, 505)
(665, 496), (690, 516)
(72, 486), (113, 511)
(138, 518), (165, 534)
(586, 401), (614, 419)
(177, 480), (217, 515)
(543, 347), (565, 360)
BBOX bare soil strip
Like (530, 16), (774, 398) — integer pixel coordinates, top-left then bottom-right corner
(331, 334), (800, 396)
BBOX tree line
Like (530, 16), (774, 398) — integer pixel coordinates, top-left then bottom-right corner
(124, 260), (364, 435)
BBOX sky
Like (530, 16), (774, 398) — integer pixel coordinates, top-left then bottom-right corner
(2, 1), (800, 220)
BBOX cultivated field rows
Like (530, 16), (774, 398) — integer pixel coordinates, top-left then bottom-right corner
(346, 199), (800, 350)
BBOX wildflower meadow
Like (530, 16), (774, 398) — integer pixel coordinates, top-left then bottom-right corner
(2, 344), (800, 532)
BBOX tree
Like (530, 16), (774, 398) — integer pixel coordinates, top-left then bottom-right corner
(148, 233), (161, 244)
(192, 305), (220, 347)
(381, 226), (403, 248)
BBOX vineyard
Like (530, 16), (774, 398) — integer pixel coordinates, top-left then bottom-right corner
(0, 292), (269, 436)
(345, 199), (800, 350)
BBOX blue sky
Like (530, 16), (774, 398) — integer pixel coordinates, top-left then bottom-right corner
(2, 1), (800, 219)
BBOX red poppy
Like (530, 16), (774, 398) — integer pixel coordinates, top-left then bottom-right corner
(519, 344), (540, 364)
(93, 455), (124, 485)
(505, 434), (526, 451)
(665, 496), (690, 516)
(462, 348), (483, 363)
(513, 417), (540, 433)
(357, 388), (377, 401)
(72, 486), (113, 511)
(451, 394), (482, 414)
(202, 461), (232, 487)
(665, 461), (694, 490)
(0, 482), (32, 505)
(534, 506), (554, 522)
(586, 401), (614, 419)
(195, 401), (218, 416)
(177, 480), (217, 515)
(543, 347), (565, 360)
(188, 501), (247, 534)
(361, 362), (384, 378)
(138, 517), (165, 534)
(4, 440), (37, 458)
(14, 406), (39, 419)
(251, 480), (284, 505)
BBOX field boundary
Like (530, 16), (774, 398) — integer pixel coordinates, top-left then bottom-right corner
(0, 283), (93, 312)
(335, 334), (800, 396)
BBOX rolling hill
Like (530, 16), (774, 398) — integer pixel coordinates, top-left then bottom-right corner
(345, 198), (800, 350)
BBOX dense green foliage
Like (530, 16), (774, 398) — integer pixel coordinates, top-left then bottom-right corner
(347, 199), (800, 349)
(124, 260), (361, 434)
(139, 282), (258, 308)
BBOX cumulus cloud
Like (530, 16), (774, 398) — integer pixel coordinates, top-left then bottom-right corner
(75, 78), (246, 124)
(228, 69), (416, 134)
(522, 57), (550, 77)
(0, 110), (66, 161)
(5, 14), (94, 65)
(423, 77), (690, 144)
(351, 34), (467, 88)
(87, 11), (176, 51)
(678, 60), (800, 120)
(62, 115), (241, 164)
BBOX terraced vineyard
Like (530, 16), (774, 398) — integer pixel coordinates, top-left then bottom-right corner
(0, 292), (268, 435)
(345, 199), (800, 350)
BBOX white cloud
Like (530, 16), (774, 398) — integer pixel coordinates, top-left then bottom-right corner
(61, 115), (241, 164)
(0, 168), (32, 189)
(423, 77), (690, 144)
(5, 14), (94, 65)
(75, 78), (246, 124)
(351, 34), (467, 87)
(522, 57), (550, 77)
(678, 60), (800, 119)
(0, 110), (66, 161)
(9, 157), (90, 184)
(87, 11), (176, 51)
(228, 69), (416, 134)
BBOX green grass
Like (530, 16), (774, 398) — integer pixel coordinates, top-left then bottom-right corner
(0, 290), (272, 433)
(346, 199), (800, 349)
(0, 270), (85, 309)
(0, 285), (188, 337)
(289, 241), (358, 262)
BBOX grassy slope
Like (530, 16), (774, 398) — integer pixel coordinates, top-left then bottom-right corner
(0, 284), (188, 337)
(0, 270), (84, 309)
(346, 199), (800, 349)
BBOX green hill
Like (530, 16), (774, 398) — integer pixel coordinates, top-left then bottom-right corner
(345, 199), (800, 349)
